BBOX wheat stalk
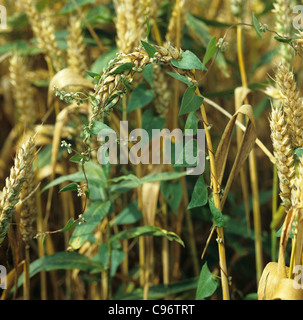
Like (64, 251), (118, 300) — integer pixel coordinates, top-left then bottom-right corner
(275, 64), (303, 149)
(0, 137), (35, 246)
(269, 105), (295, 210)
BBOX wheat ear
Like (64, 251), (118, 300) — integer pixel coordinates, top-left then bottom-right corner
(67, 15), (87, 76)
(21, 0), (63, 72)
(272, 0), (294, 64)
(0, 137), (35, 246)
(275, 64), (303, 148)
(269, 105), (295, 210)
(9, 54), (36, 132)
(114, 0), (149, 54)
(19, 166), (37, 246)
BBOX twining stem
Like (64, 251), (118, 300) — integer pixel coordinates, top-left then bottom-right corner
(237, 24), (263, 283)
(196, 88), (230, 300)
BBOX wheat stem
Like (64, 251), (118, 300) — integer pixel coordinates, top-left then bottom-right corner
(197, 88), (230, 300)
(237, 24), (263, 284)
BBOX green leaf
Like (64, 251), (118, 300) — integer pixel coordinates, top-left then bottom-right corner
(90, 47), (118, 74)
(161, 180), (183, 214)
(92, 243), (125, 276)
(166, 72), (194, 86)
(179, 86), (204, 116)
(69, 201), (111, 250)
(142, 64), (154, 87)
(69, 154), (86, 163)
(185, 111), (199, 136)
(112, 200), (143, 225)
(42, 161), (108, 192)
(274, 36), (292, 44)
(90, 120), (116, 135)
(42, 171), (85, 192)
(252, 13), (262, 38)
(109, 171), (189, 194)
(117, 278), (198, 300)
(59, 183), (78, 193)
(85, 5), (112, 24)
(142, 109), (165, 146)
(85, 70), (101, 81)
(173, 139), (198, 168)
(203, 36), (217, 65)
(140, 171), (189, 183)
(60, 0), (96, 14)
(59, 217), (80, 233)
(209, 199), (225, 227)
(7, 12), (28, 30)
(195, 262), (218, 300)
(127, 83), (155, 114)
(171, 50), (207, 71)
(141, 40), (157, 58)
(109, 174), (141, 184)
(17, 252), (103, 288)
(110, 225), (184, 247)
(111, 62), (133, 74)
(295, 148), (303, 158)
(187, 176), (208, 210)
(185, 13), (229, 78)
(0, 40), (41, 56)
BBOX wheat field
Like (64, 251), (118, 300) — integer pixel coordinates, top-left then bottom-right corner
(0, 0), (303, 301)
